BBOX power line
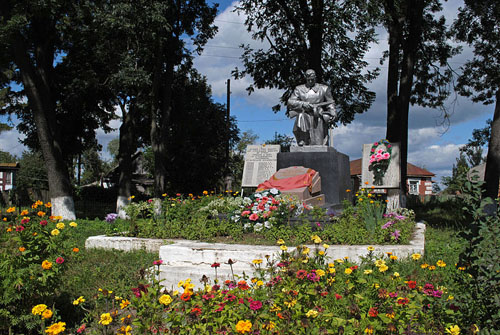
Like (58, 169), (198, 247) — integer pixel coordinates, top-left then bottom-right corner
(238, 119), (290, 122)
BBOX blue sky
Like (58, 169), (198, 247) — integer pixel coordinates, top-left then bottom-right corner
(0, 0), (494, 187)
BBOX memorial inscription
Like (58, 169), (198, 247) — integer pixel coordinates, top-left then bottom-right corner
(242, 145), (280, 187)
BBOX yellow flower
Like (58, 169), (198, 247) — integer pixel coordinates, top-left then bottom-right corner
(262, 321), (276, 330)
(345, 268), (353, 275)
(390, 255), (398, 261)
(364, 326), (374, 334)
(20, 210), (29, 216)
(45, 322), (65, 335)
(42, 309), (53, 319)
(411, 253), (421, 260)
(428, 265), (436, 271)
(69, 221), (77, 227)
(270, 304), (281, 312)
(393, 272), (400, 278)
(316, 269), (326, 277)
(374, 259), (386, 267)
(306, 309), (319, 318)
(117, 325), (132, 335)
(252, 259), (263, 265)
(284, 299), (297, 308)
(51, 229), (60, 236)
(120, 299), (131, 309)
(256, 280), (264, 287)
(328, 267), (336, 274)
(328, 263), (335, 268)
(38, 211), (46, 217)
(323, 243), (329, 249)
(445, 325), (460, 335)
(99, 313), (113, 325)
(280, 245), (288, 251)
(42, 260), (53, 270)
(159, 294), (173, 306)
(277, 238), (285, 245)
(336, 258), (344, 264)
(311, 235), (322, 244)
(56, 222), (65, 229)
(379, 264), (389, 272)
(7, 207), (15, 213)
(364, 269), (373, 275)
(458, 266), (466, 271)
(421, 263), (429, 269)
(236, 320), (252, 334)
(302, 247), (310, 255)
(367, 246), (375, 251)
(437, 260), (446, 267)
(45, 202), (52, 208)
(73, 296), (85, 305)
(318, 250), (325, 256)
(32, 304), (47, 315)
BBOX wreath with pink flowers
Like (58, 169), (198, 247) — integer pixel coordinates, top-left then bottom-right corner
(368, 139), (392, 186)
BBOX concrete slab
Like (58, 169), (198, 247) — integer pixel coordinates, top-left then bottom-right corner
(85, 223), (426, 290)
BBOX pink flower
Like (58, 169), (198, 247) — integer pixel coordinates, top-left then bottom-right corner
(21, 218), (30, 224)
(382, 152), (390, 159)
(40, 220), (48, 226)
(249, 213), (259, 221)
(249, 300), (263, 311)
(153, 260), (163, 266)
(77, 324), (86, 333)
(56, 257), (65, 264)
(241, 210), (251, 216)
(16, 226), (25, 232)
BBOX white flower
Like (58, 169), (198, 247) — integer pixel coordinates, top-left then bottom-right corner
(255, 193), (263, 198)
(254, 223), (263, 232)
(264, 221), (272, 229)
(244, 223), (251, 229)
(270, 188), (279, 195)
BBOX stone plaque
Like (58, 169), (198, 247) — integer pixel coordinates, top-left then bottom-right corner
(242, 145), (280, 187)
(361, 141), (400, 188)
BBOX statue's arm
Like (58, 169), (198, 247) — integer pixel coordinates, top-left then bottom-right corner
(324, 87), (337, 117)
(288, 87), (310, 111)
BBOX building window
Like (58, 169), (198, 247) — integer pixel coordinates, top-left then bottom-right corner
(6, 172), (11, 184)
(408, 180), (419, 195)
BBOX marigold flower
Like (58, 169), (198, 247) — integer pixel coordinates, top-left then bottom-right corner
(7, 207), (15, 213)
(73, 247), (80, 253)
(236, 320), (252, 334)
(311, 235), (322, 244)
(45, 321), (66, 335)
(345, 268), (353, 275)
(69, 221), (77, 227)
(32, 304), (47, 315)
(252, 259), (263, 265)
(316, 269), (326, 277)
(19, 247), (26, 252)
(99, 313), (113, 325)
(158, 294), (172, 306)
(302, 247), (310, 255)
(42, 309), (53, 319)
(180, 291), (192, 301)
(20, 210), (29, 216)
(421, 263), (429, 269)
(367, 246), (375, 251)
(37, 211), (46, 217)
(45, 202), (52, 208)
(390, 255), (398, 260)
(411, 253), (421, 260)
(56, 222), (65, 230)
(51, 229), (60, 236)
(428, 265), (436, 271)
(374, 259), (386, 267)
(437, 260), (446, 267)
(42, 260), (53, 270)
(379, 264), (389, 272)
(280, 245), (287, 251)
(73, 296), (85, 305)
(364, 269), (373, 275)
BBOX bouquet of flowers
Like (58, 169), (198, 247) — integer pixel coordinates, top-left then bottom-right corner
(368, 139), (392, 185)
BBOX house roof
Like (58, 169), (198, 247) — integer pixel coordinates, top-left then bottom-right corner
(0, 162), (20, 169)
(350, 158), (435, 177)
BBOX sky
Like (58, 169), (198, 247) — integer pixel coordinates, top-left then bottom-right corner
(0, 0), (494, 188)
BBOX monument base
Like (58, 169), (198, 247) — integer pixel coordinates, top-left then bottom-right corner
(277, 147), (351, 207)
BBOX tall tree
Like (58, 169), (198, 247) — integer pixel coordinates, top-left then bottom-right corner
(232, 0), (379, 123)
(0, 1), (116, 218)
(377, 0), (459, 206)
(454, 1), (500, 200)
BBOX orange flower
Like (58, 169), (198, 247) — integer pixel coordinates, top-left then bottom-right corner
(45, 202), (52, 208)
(180, 291), (192, 301)
(42, 260), (53, 270)
(37, 211), (46, 217)
(73, 247), (80, 253)
(19, 247), (26, 252)
(20, 210), (29, 216)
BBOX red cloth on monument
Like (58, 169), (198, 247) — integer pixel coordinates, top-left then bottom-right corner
(257, 168), (316, 191)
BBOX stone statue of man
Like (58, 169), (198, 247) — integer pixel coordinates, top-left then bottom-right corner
(287, 69), (336, 146)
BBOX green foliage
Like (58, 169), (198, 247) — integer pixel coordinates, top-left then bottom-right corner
(265, 132), (294, 152)
(233, 0), (379, 119)
(354, 188), (386, 234)
(453, 179), (500, 332)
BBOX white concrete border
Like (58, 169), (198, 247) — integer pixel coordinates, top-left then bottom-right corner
(85, 222), (426, 290)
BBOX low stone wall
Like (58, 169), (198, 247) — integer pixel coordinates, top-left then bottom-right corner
(85, 223), (426, 290)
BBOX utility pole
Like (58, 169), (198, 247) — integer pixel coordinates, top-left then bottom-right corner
(224, 79), (233, 192)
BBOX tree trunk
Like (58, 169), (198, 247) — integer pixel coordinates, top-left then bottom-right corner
(116, 102), (137, 218)
(483, 89), (500, 200)
(308, 0), (324, 81)
(13, 39), (75, 219)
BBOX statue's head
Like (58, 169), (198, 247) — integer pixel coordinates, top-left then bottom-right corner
(305, 69), (316, 87)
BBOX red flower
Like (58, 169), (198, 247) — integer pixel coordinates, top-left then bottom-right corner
(21, 218), (30, 224)
(335, 294), (342, 300)
(320, 291), (328, 297)
(131, 284), (149, 298)
(249, 213), (259, 221)
(16, 226), (25, 232)
(296, 270), (307, 279)
(56, 257), (65, 264)
(180, 292), (192, 301)
(190, 307), (202, 316)
(214, 303), (225, 312)
(237, 280), (249, 290)
(368, 307), (378, 317)
(40, 220), (48, 226)
(211, 262), (220, 268)
(407, 281), (417, 289)
(249, 300), (262, 311)
(397, 297), (410, 305)
(153, 260), (163, 266)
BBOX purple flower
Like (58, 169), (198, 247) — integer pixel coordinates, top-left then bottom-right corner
(249, 300), (263, 311)
(105, 213), (118, 223)
(391, 229), (400, 241)
(307, 272), (320, 282)
(382, 221), (394, 229)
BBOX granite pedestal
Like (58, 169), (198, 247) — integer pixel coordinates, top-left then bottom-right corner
(277, 146), (351, 207)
